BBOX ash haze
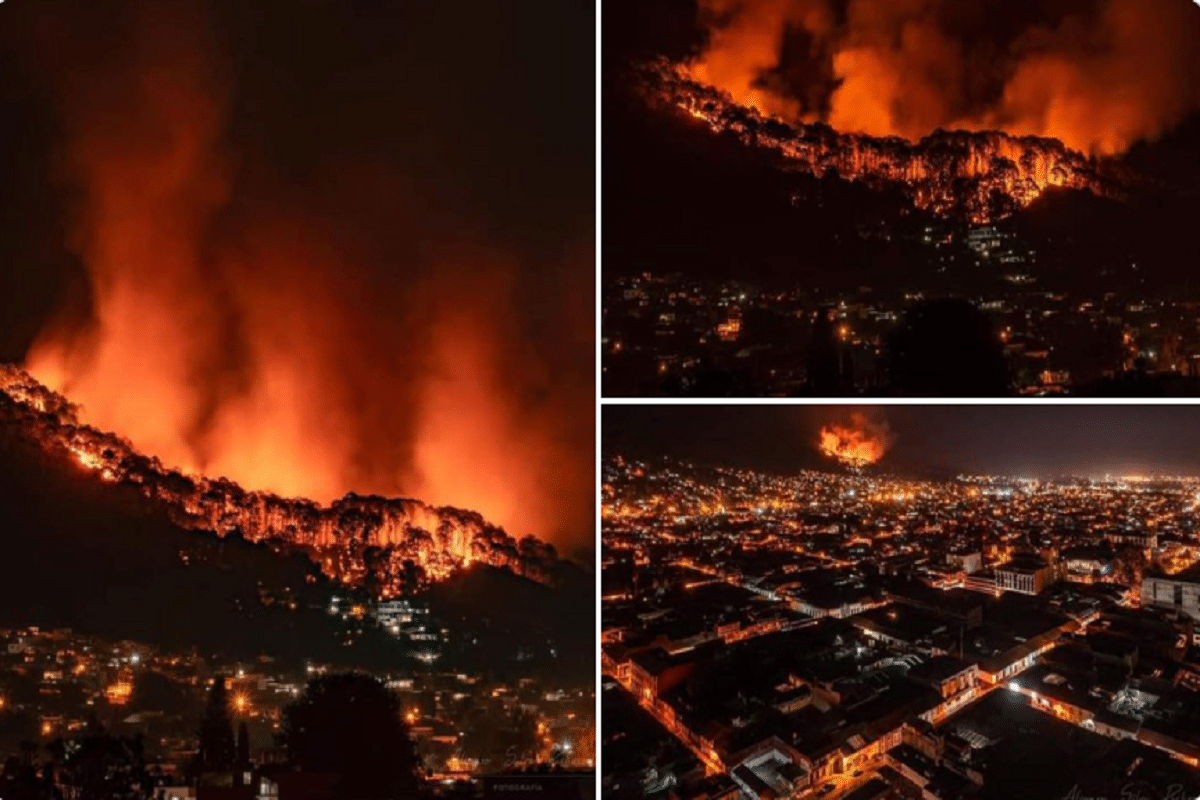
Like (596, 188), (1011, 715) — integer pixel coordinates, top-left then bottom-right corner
(687, 0), (1200, 154)
(603, 406), (1200, 480)
(0, 0), (593, 559)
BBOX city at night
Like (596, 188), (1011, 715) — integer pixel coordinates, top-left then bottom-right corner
(602, 406), (1200, 799)
(0, 1), (595, 798)
(603, 0), (1200, 397)
(11, 2), (1200, 799)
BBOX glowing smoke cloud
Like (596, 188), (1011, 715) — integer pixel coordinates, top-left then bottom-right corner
(16, 1), (593, 554)
(818, 412), (893, 469)
(689, 0), (1200, 155)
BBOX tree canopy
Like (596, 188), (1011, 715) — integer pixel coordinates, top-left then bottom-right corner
(281, 672), (421, 799)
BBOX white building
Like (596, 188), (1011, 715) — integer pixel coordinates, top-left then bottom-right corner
(1141, 570), (1200, 621)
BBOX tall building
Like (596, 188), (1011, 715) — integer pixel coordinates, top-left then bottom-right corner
(948, 551), (983, 575)
(1141, 566), (1200, 621)
(994, 556), (1056, 595)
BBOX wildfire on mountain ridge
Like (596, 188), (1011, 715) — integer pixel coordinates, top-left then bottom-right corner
(0, 365), (563, 595)
(639, 60), (1128, 223)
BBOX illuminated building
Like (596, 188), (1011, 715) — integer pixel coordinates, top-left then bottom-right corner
(730, 739), (811, 799)
(966, 226), (1003, 257)
(1141, 566), (1200, 622)
(948, 551), (983, 575)
(994, 557), (1056, 595)
(374, 599), (433, 638)
(1062, 547), (1114, 582)
(105, 668), (135, 706)
(1105, 530), (1158, 551)
(627, 648), (695, 702)
(715, 314), (742, 343)
(907, 657), (979, 700)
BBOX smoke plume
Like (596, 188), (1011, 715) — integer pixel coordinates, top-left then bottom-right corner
(12, 1), (593, 555)
(689, 0), (1200, 154)
(818, 411), (893, 469)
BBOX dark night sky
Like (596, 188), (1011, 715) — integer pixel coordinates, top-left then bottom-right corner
(603, 405), (1200, 479)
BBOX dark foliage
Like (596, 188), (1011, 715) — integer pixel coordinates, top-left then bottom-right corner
(281, 673), (421, 800)
(886, 298), (1011, 396)
(196, 676), (236, 774)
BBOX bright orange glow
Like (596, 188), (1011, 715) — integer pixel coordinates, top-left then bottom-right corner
(233, 693), (249, 714)
(650, 62), (1110, 222)
(609, 666), (724, 776)
(69, 447), (117, 482)
(684, 0), (1200, 157)
(105, 667), (134, 706)
(105, 681), (133, 706)
(818, 413), (892, 469)
(715, 317), (742, 342)
(3, 364), (563, 588)
(16, 2), (592, 557)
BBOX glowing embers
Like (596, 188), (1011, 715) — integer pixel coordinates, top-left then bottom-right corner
(0, 366), (559, 596)
(69, 446), (117, 482)
(642, 61), (1117, 222)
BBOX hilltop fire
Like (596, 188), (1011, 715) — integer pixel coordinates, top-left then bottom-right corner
(818, 414), (892, 470)
(0, 366), (566, 594)
(684, 0), (1200, 156)
(632, 0), (1200, 222)
(640, 60), (1126, 222)
(7, 0), (592, 561)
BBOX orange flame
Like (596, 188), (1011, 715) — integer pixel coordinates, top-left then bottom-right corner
(15, 2), (593, 556)
(818, 413), (892, 469)
(646, 61), (1117, 221)
(684, 0), (1200, 157)
(0, 365), (562, 591)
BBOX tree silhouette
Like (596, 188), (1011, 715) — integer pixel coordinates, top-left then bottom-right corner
(46, 719), (151, 800)
(885, 298), (1010, 395)
(237, 721), (250, 768)
(402, 559), (423, 594)
(0, 752), (51, 800)
(197, 675), (236, 774)
(363, 546), (388, 598)
(281, 672), (421, 799)
(806, 307), (843, 394)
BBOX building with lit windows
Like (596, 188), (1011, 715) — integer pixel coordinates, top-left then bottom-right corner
(994, 557), (1056, 595)
(1141, 566), (1200, 622)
